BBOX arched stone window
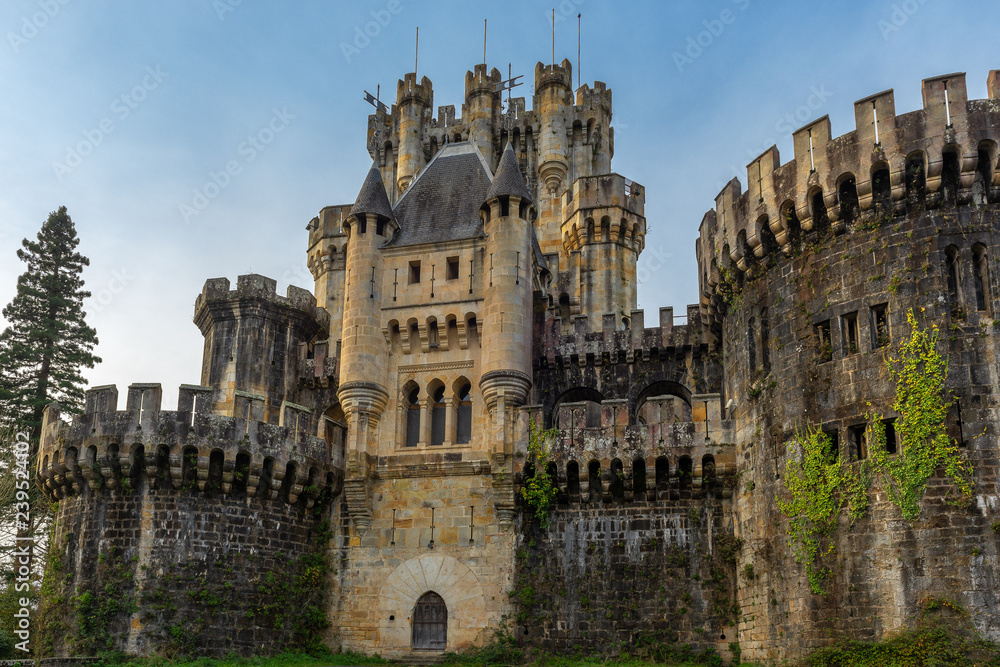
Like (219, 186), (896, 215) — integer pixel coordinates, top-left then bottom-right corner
(405, 387), (421, 448)
(678, 456), (693, 491)
(456, 383), (472, 445)
(838, 174), (860, 225)
(430, 386), (446, 446)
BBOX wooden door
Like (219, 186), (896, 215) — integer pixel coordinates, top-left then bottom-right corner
(412, 591), (447, 650)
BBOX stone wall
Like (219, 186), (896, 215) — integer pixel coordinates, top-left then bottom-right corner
(726, 206), (1000, 663)
(513, 497), (738, 659)
(38, 480), (334, 657)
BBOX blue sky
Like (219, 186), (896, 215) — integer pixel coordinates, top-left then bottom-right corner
(1, 0), (998, 408)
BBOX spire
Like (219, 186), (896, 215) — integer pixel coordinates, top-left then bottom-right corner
(350, 162), (394, 221)
(486, 142), (532, 205)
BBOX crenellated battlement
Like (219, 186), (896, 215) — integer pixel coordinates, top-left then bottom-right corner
(513, 399), (735, 505)
(534, 59), (573, 97)
(697, 70), (1000, 323)
(561, 173), (646, 252)
(575, 81), (612, 114)
(195, 274), (322, 316)
(396, 72), (433, 108)
(36, 383), (342, 504)
(538, 305), (708, 367)
(307, 204), (351, 279)
(464, 64), (501, 101)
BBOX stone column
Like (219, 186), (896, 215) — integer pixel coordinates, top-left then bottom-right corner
(443, 397), (457, 447)
(418, 399), (430, 447)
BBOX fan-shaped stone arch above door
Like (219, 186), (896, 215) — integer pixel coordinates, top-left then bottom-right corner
(377, 554), (486, 654)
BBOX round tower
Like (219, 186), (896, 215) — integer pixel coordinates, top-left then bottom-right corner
(559, 174), (646, 326)
(35, 384), (341, 657)
(307, 204), (350, 329)
(464, 64), (501, 170)
(479, 143), (534, 420)
(337, 163), (396, 531)
(395, 73), (432, 194)
(533, 59), (573, 195)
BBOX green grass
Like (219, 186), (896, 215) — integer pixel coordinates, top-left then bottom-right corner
(91, 651), (389, 667)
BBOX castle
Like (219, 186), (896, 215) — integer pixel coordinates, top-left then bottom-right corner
(34, 57), (1000, 664)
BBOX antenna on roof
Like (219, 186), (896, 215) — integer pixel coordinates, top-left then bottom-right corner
(551, 9), (555, 67)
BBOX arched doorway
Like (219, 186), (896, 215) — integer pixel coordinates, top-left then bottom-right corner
(412, 591), (447, 650)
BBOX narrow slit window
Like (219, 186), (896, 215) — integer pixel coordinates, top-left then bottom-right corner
(882, 419), (898, 455)
(848, 424), (866, 461)
(842, 311), (859, 355)
(816, 320), (832, 362)
(973, 245), (989, 312)
(871, 303), (889, 348)
(822, 428), (840, 464)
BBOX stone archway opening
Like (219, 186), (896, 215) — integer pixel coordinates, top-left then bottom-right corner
(412, 591), (447, 650)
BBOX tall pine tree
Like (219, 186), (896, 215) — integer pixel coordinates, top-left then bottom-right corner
(0, 206), (101, 439)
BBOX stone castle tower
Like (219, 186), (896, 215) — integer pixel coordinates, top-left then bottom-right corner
(34, 59), (1000, 664)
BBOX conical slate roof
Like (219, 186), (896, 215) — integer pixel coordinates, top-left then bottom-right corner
(486, 142), (532, 204)
(350, 162), (394, 221)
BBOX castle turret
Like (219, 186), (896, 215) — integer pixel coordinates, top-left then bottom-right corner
(337, 163), (397, 531)
(464, 64), (502, 170)
(560, 174), (646, 326)
(193, 274), (328, 422)
(307, 204), (350, 331)
(479, 142), (534, 526)
(534, 59), (573, 196)
(395, 73), (432, 194)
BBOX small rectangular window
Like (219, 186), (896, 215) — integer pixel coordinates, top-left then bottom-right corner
(842, 311), (859, 355)
(871, 303), (889, 348)
(882, 419), (898, 455)
(447, 256), (460, 281)
(409, 260), (421, 284)
(822, 427), (840, 463)
(816, 320), (832, 362)
(848, 424), (866, 460)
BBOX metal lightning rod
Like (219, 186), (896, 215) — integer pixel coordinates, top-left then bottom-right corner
(483, 19), (487, 65)
(577, 13), (581, 89)
(415, 27), (419, 78)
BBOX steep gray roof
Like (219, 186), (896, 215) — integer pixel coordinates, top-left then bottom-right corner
(387, 142), (493, 247)
(486, 141), (533, 204)
(350, 162), (394, 221)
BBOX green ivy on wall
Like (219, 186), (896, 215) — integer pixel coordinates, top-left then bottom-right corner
(520, 419), (559, 528)
(780, 309), (974, 594)
(866, 309), (974, 520)
(778, 424), (864, 594)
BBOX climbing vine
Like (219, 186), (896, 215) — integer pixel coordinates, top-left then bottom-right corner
(866, 309), (974, 520)
(781, 310), (975, 594)
(778, 424), (864, 594)
(520, 419), (558, 528)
